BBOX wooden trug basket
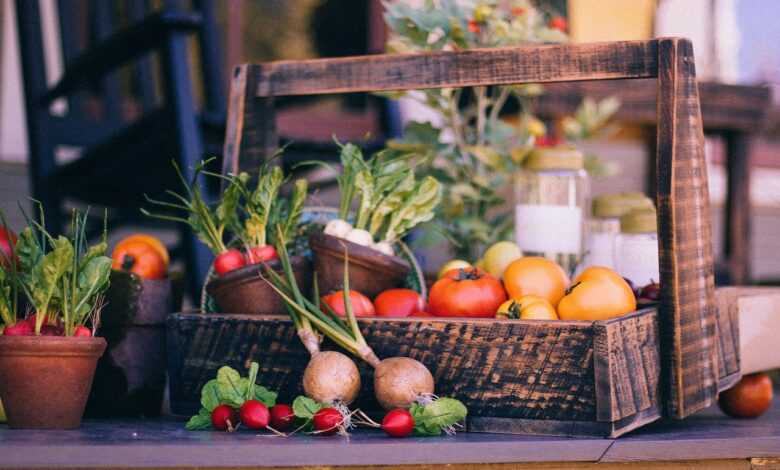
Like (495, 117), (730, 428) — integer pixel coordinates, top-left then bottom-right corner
(167, 38), (739, 438)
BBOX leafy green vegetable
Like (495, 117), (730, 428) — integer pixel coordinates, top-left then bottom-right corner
(185, 408), (212, 431)
(200, 380), (221, 412)
(383, 176), (442, 243)
(410, 397), (468, 436)
(292, 396), (323, 419)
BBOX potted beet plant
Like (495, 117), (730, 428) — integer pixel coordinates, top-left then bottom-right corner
(309, 142), (442, 298)
(0, 207), (110, 429)
(144, 157), (310, 314)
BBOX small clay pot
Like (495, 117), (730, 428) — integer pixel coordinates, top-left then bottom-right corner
(206, 256), (310, 314)
(0, 335), (106, 429)
(309, 232), (411, 298)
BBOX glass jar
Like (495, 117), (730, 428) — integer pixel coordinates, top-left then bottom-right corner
(514, 146), (589, 274)
(584, 193), (655, 272)
(617, 208), (660, 287)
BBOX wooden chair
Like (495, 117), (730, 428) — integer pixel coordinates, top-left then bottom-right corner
(14, 0), (223, 296)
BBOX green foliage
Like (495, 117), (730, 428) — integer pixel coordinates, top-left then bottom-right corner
(292, 396), (324, 420)
(410, 397), (468, 436)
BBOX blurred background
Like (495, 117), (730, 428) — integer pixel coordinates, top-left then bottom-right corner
(0, 0), (778, 301)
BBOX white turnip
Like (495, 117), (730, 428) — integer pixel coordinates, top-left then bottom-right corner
(372, 241), (395, 257)
(344, 228), (373, 246)
(324, 219), (353, 239)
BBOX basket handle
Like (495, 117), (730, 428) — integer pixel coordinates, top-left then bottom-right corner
(655, 38), (719, 418)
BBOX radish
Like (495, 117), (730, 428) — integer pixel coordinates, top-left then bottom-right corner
(211, 404), (237, 431)
(246, 245), (278, 264)
(270, 404), (295, 431)
(264, 229), (435, 410)
(214, 248), (246, 275)
(3, 321), (32, 336)
(382, 408), (414, 437)
(239, 400), (270, 430)
(324, 219), (353, 239)
(312, 407), (344, 435)
(344, 228), (373, 247)
(73, 325), (92, 337)
(372, 241), (394, 257)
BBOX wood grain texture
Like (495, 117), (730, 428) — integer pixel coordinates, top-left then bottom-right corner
(594, 309), (661, 423)
(655, 38), (719, 419)
(250, 40), (659, 97)
(221, 64), (276, 180)
(725, 131), (753, 284)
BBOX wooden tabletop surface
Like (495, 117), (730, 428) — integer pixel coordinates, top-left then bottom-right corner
(1, 398), (780, 469)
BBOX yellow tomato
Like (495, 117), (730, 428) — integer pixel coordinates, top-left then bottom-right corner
(482, 241), (522, 279)
(496, 295), (558, 320)
(503, 257), (570, 307)
(557, 266), (637, 321)
(437, 259), (472, 279)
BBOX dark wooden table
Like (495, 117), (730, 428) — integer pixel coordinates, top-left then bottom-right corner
(537, 80), (772, 285)
(2, 401), (779, 468)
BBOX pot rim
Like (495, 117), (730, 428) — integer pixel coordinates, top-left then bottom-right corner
(205, 255), (306, 294)
(0, 335), (107, 357)
(309, 232), (410, 274)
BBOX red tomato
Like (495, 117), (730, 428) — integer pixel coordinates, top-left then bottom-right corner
(214, 249), (246, 275)
(374, 289), (424, 318)
(718, 373), (773, 418)
(549, 16), (567, 32)
(246, 245), (278, 264)
(428, 267), (507, 318)
(0, 227), (18, 268)
(321, 290), (375, 317)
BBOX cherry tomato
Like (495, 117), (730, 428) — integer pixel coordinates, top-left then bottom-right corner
(428, 267), (507, 318)
(214, 249), (246, 275)
(718, 373), (773, 418)
(374, 289), (424, 318)
(246, 245), (278, 264)
(321, 290), (375, 317)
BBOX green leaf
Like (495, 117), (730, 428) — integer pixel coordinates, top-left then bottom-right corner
(421, 397), (467, 429)
(200, 379), (221, 412)
(216, 366), (246, 408)
(253, 386), (277, 408)
(410, 402), (440, 436)
(292, 396), (323, 419)
(30, 236), (73, 316)
(245, 362), (259, 401)
(383, 176), (442, 242)
(74, 256), (112, 318)
(185, 408), (213, 431)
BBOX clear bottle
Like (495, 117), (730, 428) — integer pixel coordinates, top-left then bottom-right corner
(617, 208), (660, 287)
(514, 146), (589, 275)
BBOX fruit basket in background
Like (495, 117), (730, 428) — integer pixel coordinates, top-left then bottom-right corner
(167, 38), (739, 437)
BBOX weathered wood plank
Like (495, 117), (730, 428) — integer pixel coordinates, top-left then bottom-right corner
(250, 40), (660, 97)
(655, 38), (719, 418)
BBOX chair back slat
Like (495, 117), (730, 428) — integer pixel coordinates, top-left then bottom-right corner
(128, 0), (158, 110)
(89, 0), (123, 124)
(193, 0), (225, 114)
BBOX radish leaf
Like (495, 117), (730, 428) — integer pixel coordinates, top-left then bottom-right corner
(185, 408), (212, 431)
(292, 396), (323, 419)
(200, 380), (220, 412)
(253, 385), (277, 408)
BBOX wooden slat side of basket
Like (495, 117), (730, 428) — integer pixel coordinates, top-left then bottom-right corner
(221, 38), (727, 420)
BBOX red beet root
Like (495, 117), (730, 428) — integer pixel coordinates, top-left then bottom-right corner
(381, 408), (414, 438)
(211, 404), (237, 431)
(313, 408), (343, 435)
(214, 249), (246, 275)
(270, 404), (295, 431)
(239, 400), (270, 430)
(3, 321), (33, 336)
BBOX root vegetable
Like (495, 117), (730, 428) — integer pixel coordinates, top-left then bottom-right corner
(239, 400), (270, 430)
(374, 357), (434, 410)
(303, 351), (361, 405)
(270, 404), (295, 431)
(324, 219), (353, 239)
(246, 245), (278, 264)
(211, 404), (237, 431)
(2, 321), (32, 336)
(372, 241), (394, 256)
(313, 407), (344, 435)
(214, 249), (246, 275)
(73, 325), (92, 337)
(382, 409), (414, 437)
(345, 228), (373, 246)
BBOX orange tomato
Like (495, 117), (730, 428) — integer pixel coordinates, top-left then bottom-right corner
(496, 295), (557, 320)
(718, 373), (773, 418)
(502, 257), (569, 307)
(557, 266), (636, 321)
(112, 235), (168, 280)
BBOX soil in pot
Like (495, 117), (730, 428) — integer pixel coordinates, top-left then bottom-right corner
(309, 232), (411, 298)
(206, 256), (311, 314)
(0, 335), (106, 429)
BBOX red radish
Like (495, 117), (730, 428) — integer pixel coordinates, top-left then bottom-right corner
(270, 404), (295, 431)
(0, 227), (17, 268)
(211, 404), (237, 431)
(549, 16), (567, 32)
(313, 408), (343, 435)
(214, 249), (246, 275)
(246, 245), (278, 264)
(374, 289), (424, 318)
(73, 325), (92, 337)
(382, 409), (415, 438)
(321, 290), (375, 317)
(239, 400), (270, 430)
(3, 321), (32, 336)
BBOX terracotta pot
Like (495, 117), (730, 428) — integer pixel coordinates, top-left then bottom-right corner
(206, 256), (310, 314)
(309, 232), (411, 298)
(0, 335), (106, 429)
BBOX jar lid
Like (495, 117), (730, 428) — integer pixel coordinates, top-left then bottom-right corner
(620, 208), (658, 233)
(524, 146), (584, 171)
(592, 192), (655, 218)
